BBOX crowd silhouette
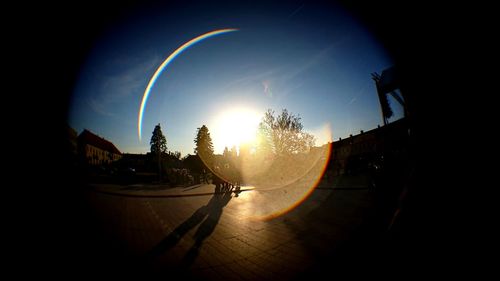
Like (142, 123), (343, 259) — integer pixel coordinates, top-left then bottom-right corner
(211, 164), (241, 192)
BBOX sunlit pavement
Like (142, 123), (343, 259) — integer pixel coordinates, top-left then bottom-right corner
(79, 179), (376, 280)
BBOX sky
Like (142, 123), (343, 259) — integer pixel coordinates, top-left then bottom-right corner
(68, 0), (403, 156)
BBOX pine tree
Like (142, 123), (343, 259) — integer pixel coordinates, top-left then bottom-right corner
(150, 123), (167, 181)
(194, 125), (214, 167)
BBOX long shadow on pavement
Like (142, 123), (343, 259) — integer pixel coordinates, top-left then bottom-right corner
(180, 185), (234, 266)
(143, 185), (234, 269)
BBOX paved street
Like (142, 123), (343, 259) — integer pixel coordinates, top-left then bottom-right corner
(68, 176), (386, 280)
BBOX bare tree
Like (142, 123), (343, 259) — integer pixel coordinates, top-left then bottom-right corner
(258, 109), (315, 156)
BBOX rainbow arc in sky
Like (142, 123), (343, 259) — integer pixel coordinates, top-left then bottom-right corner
(138, 28), (238, 141)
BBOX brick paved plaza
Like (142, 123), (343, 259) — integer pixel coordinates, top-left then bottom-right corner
(60, 177), (398, 280)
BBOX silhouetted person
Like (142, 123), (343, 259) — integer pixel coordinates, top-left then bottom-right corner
(212, 166), (224, 192)
(231, 165), (242, 188)
(222, 163), (232, 190)
(202, 169), (209, 184)
(234, 184), (241, 197)
(223, 162), (241, 189)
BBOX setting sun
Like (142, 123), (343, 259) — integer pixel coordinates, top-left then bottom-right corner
(211, 107), (262, 153)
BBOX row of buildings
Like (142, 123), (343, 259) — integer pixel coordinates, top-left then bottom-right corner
(327, 117), (409, 176)
(67, 115), (409, 179)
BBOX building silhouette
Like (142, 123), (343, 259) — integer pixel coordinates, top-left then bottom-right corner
(77, 129), (122, 166)
(328, 117), (409, 176)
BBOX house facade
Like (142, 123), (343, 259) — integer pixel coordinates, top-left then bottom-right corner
(78, 129), (122, 166)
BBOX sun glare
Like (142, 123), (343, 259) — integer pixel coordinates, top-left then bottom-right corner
(211, 107), (262, 153)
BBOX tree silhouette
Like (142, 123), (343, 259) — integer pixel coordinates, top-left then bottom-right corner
(223, 146), (230, 159)
(150, 123), (167, 181)
(258, 109), (315, 156)
(256, 122), (273, 157)
(194, 125), (214, 168)
(230, 145), (238, 158)
(170, 151), (181, 160)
